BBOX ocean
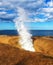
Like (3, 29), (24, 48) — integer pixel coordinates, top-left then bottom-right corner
(0, 30), (53, 36)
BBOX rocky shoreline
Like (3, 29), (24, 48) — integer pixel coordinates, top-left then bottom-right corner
(0, 43), (53, 65)
(0, 35), (53, 65)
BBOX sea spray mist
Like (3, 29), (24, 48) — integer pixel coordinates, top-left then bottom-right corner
(14, 7), (35, 52)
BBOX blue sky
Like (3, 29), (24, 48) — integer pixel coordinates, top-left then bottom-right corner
(0, 21), (53, 30)
(0, 0), (53, 30)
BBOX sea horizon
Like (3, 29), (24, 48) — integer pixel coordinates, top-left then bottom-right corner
(0, 30), (53, 36)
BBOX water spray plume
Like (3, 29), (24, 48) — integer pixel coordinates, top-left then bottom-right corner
(14, 7), (35, 52)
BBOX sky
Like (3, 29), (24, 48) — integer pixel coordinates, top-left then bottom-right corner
(0, 0), (53, 30)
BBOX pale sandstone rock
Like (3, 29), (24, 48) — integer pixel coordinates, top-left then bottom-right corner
(34, 37), (53, 57)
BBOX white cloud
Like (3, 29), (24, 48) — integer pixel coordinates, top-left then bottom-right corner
(37, 0), (53, 22)
(0, 0), (53, 22)
(47, 1), (53, 7)
(42, 8), (53, 13)
(0, 0), (44, 21)
(0, 11), (6, 14)
(0, 2), (2, 5)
